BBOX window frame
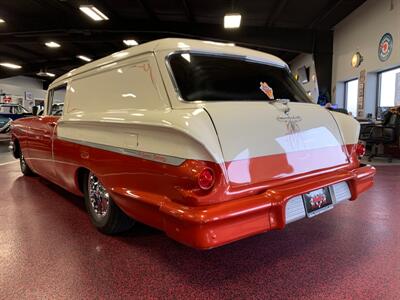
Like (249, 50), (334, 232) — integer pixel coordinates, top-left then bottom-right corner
(46, 84), (67, 116)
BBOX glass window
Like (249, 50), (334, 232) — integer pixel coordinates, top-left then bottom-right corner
(169, 53), (310, 102)
(379, 67), (400, 107)
(48, 85), (66, 116)
(345, 79), (358, 117)
(0, 105), (12, 114)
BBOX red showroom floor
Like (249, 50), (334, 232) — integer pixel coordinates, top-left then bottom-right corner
(1, 161), (400, 299)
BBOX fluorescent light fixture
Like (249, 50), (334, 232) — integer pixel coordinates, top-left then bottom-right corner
(224, 13), (241, 29)
(45, 41), (61, 48)
(203, 41), (235, 46)
(36, 70), (56, 77)
(123, 39), (138, 46)
(79, 5), (109, 21)
(77, 55), (92, 62)
(0, 18), (5, 23)
(0, 62), (22, 69)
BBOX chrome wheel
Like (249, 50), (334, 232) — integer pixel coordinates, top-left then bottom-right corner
(88, 172), (110, 218)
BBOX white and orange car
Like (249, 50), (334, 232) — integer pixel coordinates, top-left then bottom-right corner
(10, 38), (375, 249)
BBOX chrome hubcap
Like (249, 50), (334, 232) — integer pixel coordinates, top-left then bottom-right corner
(88, 173), (110, 217)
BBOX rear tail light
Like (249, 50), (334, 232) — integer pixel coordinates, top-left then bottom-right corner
(197, 168), (215, 190)
(356, 143), (366, 158)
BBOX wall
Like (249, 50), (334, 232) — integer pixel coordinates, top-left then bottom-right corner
(290, 54), (319, 103)
(0, 76), (46, 110)
(332, 0), (400, 116)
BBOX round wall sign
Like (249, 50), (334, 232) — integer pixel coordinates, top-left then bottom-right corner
(378, 33), (393, 62)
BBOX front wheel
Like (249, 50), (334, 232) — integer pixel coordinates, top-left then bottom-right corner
(19, 151), (35, 176)
(83, 171), (135, 234)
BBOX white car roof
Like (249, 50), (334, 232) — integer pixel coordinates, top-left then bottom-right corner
(50, 38), (288, 88)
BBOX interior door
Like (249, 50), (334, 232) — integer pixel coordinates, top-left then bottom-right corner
(27, 85), (66, 181)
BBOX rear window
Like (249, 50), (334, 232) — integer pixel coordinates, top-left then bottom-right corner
(168, 53), (310, 103)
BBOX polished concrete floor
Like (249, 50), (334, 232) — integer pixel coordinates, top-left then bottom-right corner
(1, 142), (400, 299)
(0, 140), (13, 164)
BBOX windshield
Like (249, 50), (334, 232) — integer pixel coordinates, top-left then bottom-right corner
(0, 105), (28, 114)
(168, 53), (311, 102)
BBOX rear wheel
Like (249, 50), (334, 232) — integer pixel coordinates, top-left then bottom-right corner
(83, 171), (135, 234)
(19, 151), (34, 176)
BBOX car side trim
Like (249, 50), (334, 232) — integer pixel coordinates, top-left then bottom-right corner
(57, 136), (186, 166)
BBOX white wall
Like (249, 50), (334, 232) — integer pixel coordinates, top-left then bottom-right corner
(290, 54), (319, 103)
(0, 76), (46, 110)
(332, 0), (400, 116)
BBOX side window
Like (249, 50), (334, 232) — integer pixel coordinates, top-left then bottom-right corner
(48, 85), (67, 116)
(345, 79), (358, 117)
(67, 55), (168, 114)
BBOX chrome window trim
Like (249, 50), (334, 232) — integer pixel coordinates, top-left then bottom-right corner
(164, 50), (292, 104)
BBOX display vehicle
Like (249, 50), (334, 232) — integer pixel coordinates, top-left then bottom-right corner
(0, 115), (12, 134)
(0, 103), (31, 135)
(9, 39), (376, 249)
(0, 103), (31, 120)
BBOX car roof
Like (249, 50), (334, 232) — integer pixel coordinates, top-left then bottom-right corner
(50, 38), (288, 88)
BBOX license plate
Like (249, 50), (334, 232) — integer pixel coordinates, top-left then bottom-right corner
(302, 187), (333, 218)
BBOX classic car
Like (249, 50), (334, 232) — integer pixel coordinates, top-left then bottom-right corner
(9, 38), (376, 249)
(0, 103), (32, 120)
(0, 115), (12, 134)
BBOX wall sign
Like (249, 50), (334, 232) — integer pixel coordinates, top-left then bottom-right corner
(378, 33), (393, 62)
(357, 69), (366, 118)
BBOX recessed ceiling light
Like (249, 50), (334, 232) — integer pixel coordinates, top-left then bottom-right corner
(45, 72), (55, 77)
(45, 41), (61, 48)
(77, 55), (92, 62)
(0, 18), (5, 23)
(224, 13), (241, 29)
(79, 5), (109, 21)
(0, 62), (22, 69)
(123, 39), (138, 46)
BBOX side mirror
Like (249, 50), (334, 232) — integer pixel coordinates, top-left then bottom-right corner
(32, 106), (39, 116)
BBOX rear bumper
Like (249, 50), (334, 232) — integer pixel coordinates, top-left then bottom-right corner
(114, 165), (376, 249)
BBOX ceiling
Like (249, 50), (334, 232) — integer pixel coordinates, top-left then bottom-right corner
(0, 0), (367, 81)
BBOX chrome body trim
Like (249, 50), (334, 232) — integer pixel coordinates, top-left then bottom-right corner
(285, 195), (306, 224)
(57, 136), (186, 166)
(331, 181), (352, 204)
